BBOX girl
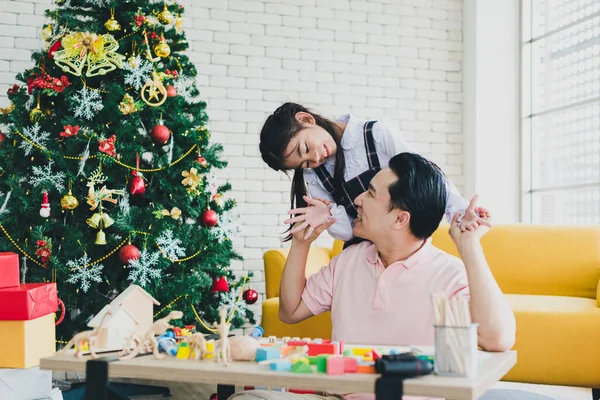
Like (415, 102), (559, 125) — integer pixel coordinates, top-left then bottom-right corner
(259, 102), (481, 243)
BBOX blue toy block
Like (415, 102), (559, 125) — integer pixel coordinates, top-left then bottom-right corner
(389, 349), (398, 355)
(270, 359), (292, 371)
(256, 347), (281, 362)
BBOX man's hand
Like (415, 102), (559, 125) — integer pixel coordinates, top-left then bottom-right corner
(449, 195), (493, 246)
(291, 216), (336, 245)
(285, 196), (334, 240)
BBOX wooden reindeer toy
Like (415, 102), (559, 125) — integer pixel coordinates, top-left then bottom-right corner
(58, 311), (112, 358)
(213, 305), (231, 366)
(185, 333), (210, 360)
(119, 310), (183, 360)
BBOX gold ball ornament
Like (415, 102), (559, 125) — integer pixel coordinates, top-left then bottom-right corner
(60, 191), (79, 211)
(104, 16), (121, 31)
(154, 41), (171, 58)
(158, 7), (174, 24)
(41, 26), (53, 42)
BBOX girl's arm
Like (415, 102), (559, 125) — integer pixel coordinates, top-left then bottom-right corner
(382, 120), (470, 223)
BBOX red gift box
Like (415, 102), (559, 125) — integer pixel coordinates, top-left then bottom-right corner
(0, 283), (58, 320)
(0, 252), (20, 289)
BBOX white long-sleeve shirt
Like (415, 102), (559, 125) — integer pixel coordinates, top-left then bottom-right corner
(304, 114), (469, 242)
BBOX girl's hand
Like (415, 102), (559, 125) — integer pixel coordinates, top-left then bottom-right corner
(450, 195), (493, 244)
(285, 196), (333, 240)
(458, 195), (491, 232)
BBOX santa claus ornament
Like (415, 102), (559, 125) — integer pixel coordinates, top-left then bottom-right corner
(39, 191), (51, 218)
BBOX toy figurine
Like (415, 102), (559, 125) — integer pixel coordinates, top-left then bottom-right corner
(119, 310), (183, 360)
(186, 332), (211, 360)
(58, 311), (112, 358)
(213, 306), (231, 366)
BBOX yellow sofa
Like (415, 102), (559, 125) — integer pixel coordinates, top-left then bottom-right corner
(262, 224), (600, 388)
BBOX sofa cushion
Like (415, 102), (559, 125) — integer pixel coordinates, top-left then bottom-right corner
(504, 294), (600, 387)
(261, 297), (332, 339)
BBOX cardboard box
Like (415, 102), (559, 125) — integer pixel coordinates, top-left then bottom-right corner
(0, 314), (56, 368)
(0, 366), (54, 400)
(0, 252), (19, 289)
(0, 283), (58, 320)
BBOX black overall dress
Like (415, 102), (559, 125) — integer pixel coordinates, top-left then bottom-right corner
(313, 121), (381, 248)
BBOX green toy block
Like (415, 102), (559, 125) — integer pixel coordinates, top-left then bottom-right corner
(316, 355), (330, 373)
(291, 361), (314, 373)
(308, 356), (319, 365)
(342, 349), (354, 357)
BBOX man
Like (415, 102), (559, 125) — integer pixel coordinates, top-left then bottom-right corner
(232, 153), (516, 400)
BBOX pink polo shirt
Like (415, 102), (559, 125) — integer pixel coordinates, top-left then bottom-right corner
(301, 239), (469, 346)
(301, 240), (469, 400)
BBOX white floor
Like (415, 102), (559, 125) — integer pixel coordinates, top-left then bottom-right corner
(493, 381), (592, 400)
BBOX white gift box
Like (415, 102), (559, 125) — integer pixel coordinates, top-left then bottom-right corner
(0, 366), (56, 400)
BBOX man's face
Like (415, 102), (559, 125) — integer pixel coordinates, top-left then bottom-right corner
(352, 168), (400, 240)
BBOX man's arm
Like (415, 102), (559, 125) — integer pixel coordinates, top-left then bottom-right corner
(458, 239), (516, 352)
(279, 211), (336, 324)
(450, 197), (516, 352)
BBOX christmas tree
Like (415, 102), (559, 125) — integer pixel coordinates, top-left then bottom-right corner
(0, 0), (256, 340)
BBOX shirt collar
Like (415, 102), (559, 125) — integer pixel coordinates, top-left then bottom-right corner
(336, 114), (365, 151)
(365, 238), (435, 269)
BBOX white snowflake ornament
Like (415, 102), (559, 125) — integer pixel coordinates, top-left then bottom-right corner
(220, 288), (248, 320)
(213, 209), (241, 242)
(156, 229), (186, 261)
(29, 161), (66, 192)
(122, 55), (153, 90)
(71, 87), (104, 120)
(65, 254), (104, 293)
(20, 124), (50, 156)
(127, 250), (161, 287)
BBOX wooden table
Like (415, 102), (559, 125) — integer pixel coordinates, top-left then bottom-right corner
(40, 350), (516, 400)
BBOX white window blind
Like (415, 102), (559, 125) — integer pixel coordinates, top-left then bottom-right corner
(522, 0), (600, 224)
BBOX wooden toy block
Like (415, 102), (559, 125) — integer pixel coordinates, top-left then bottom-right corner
(280, 346), (294, 356)
(343, 357), (358, 373)
(351, 347), (372, 356)
(291, 361), (314, 373)
(357, 364), (376, 374)
(282, 336), (291, 344)
(287, 340), (308, 347)
(326, 356), (345, 375)
(307, 343), (336, 356)
(315, 355), (330, 373)
(270, 359), (292, 371)
(256, 347), (281, 362)
(268, 336), (277, 343)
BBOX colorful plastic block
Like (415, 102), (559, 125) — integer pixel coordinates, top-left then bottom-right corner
(326, 356), (345, 375)
(351, 347), (372, 356)
(343, 357), (358, 373)
(342, 349), (354, 357)
(307, 343), (336, 356)
(357, 364), (376, 374)
(330, 341), (342, 354)
(291, 361), (314, 373)
(287, 340), (308, 347)
(205, 341), (214, 358)
(256, 347), (281, 362)
(312, 338), (322, 344)
(372, 349), (382, 360)
(270, 359), (292, 371)
(315, 355), (330, 373)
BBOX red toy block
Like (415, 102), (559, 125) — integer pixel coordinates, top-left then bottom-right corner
(343, 357), (358, 373)
(287, 340), (308, 347)
(0, 252), (19, 289)
(326, 356), (345, 375)
(307, 343), (336, 356)
(372, 349), (381, 360)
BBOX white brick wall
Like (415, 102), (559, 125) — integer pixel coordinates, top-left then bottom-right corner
(0, 0), (464, 328)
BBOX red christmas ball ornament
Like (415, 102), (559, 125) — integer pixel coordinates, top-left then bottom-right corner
(200, 209), (218, 227)
(211, 276), (229, 293)
(166, 85), (177, 97)
(150, 123), (170, 145)
(0, 132), (6, 147)
(119, 244), (141, 264)
(243, 288), (258, 305)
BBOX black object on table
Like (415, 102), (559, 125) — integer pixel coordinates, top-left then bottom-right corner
(374, 353), (434, 400)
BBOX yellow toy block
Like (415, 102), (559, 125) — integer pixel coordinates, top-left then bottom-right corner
(351, 347), (372, 356)
(0, 314), (55, 368)
(176, 342), (191, 359)
(205, 340), (214, 358)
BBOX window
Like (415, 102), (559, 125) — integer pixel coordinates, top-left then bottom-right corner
(521, 0), (600, 224)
